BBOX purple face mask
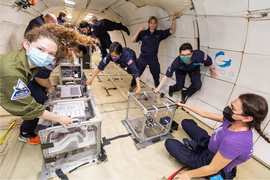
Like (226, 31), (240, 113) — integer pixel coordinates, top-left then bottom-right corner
(112, 55), (120, 61)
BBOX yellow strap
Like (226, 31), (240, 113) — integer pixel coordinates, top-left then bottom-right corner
(0, 121), (16, 145)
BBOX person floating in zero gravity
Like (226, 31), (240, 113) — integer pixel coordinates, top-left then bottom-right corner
(154, 43), (217, 103)
(57, 11), (67, 25)
(0, 24), (94, 144)
(86, 42), (141, 94)
(165, 93), (270, 180)
(24, 13), (57, 36)
(129, 12), (178, 92)
(79, 17), (130, 59)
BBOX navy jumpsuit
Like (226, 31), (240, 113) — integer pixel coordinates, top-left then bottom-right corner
(98, 48), (139, 79)
(88, 19), (130, 59)
(57, 17), (64, 25)
(131, 28), (171, 87)
(20, 61), (61, 133)
(166, 50), (212, 97)
(24, 14), (46, 36)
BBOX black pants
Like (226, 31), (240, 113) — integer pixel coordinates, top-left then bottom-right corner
(165, 119), (236, 179)
(20, 81), (48, 133)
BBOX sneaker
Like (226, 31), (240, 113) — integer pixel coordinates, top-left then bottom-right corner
(183, 138), (192, 149)
(168, 86), (173, 97)
(18, 132), (40, 145)
(181, 90), (188, 103)
(129, 86), (136, 92)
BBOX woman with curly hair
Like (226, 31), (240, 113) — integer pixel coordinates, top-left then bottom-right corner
(0, 23), (95, 144)
(166, 93), (269, 180)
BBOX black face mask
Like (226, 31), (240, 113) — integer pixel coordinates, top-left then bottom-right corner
(223, 106), (243, 122)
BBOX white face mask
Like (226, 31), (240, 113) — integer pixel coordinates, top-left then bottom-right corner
(26, 42), (55, 67)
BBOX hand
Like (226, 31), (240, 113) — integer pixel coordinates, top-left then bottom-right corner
(210, 69), (217, 78)
(86, 78), (93, 86)
(172, 12), (179, 21)
(135, 87), (141, 95)
(173, 171), (191, 180)
(175, 101), (185, 107)
(139, 27), (145, 31)
(58, 116), (73, 128)
(153, 88), (160, 93)
(46, 85), (55, 95)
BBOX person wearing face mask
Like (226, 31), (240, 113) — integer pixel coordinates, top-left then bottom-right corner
(86, 42), (141, 94)
(0, 23), (94, 144)
(18, 44), (87, 144)
(165, 94), (270, 180)
(79, 18), (130, 59)
(154, 43), (217, 103)
(130, 12), (178, 92)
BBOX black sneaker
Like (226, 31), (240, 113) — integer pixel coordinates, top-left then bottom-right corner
(168, 86), (173, 97)
(183, 138), (192, 150)
(129, 86), (136, 92)
(181, 90), (188, 103)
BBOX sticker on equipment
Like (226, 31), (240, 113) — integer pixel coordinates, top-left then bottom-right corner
(11, 79), (31, 100)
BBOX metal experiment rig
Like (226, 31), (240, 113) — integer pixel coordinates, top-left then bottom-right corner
(37, 85), (105, 180)
(122, 91), (177, 149)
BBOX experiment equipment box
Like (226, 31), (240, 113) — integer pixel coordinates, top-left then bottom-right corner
(59, 58), (83, 85)
(122, 91), (177, 149)
(37, 85), (105, 180)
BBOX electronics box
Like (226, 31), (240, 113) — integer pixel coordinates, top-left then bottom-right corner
(122, 91), (177, 149)
(37, 85), (105, 180)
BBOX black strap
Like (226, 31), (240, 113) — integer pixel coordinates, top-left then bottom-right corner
(102, 133), (131, 146)
(55, 169), (69, 180)
(69, 162), (89, 174)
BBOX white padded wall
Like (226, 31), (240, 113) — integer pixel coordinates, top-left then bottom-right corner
(190, 0), (270, 167)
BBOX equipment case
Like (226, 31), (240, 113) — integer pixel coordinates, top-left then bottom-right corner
(122, 91), (177, 149)
(37, 85), (105, 179)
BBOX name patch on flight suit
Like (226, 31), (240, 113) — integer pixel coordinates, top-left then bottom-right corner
(11, 79), (31, 100)
(155, 35), (160, 38)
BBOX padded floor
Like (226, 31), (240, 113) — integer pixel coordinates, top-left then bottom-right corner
(0, 52), (269, 179)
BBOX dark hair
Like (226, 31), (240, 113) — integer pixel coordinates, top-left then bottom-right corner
(179, 43), (193, 54)
(79, 21), (89, 28)
(239, 93), (270, 143)
(109, 42), (122, 55)
(59, 11), (67, 18)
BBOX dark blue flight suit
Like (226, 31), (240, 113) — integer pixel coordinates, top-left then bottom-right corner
(165, 119), (236, 179)
(24, 14), (46, 36)
(166, 50), (212, 97)
(20, 60), (61, 133)
(88, 19), (130, 59)
(98, 48), (139, 80)
(131, 28), (171, 87)
(57, 17), (64, 25)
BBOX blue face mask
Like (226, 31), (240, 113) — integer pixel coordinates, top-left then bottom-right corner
(26, 43), (55, 67)
(180, 56), (192, 63)
(111, 55), (120, 61)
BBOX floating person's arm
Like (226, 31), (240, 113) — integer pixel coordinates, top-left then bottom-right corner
(169, 12), (178, 34)
(209, 64), (217, 78)
(86, 68), (101, 86)
(154, 76), (169, 93)
(135, 77), (141, 94)
(132, 27), (145, 43)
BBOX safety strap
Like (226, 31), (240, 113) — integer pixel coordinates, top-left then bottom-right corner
(102, 133), (131, 146)
(167, 166), (186, 180)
